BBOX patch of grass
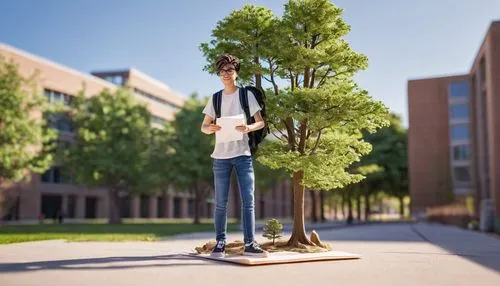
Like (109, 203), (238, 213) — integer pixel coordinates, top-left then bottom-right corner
(0, 222), (239, 244)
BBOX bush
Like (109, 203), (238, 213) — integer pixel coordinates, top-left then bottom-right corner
(426, 204), (472, 228)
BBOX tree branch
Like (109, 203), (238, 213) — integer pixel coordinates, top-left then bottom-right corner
(310, 130), (323, 155)
(266, 58), (279, 95)
(317, 70), (352, 88)
(317, 68), (332, 88)
(271, 122), (289, 141)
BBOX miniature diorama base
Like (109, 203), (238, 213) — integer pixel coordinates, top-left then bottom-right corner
(186, 250), (361, 266)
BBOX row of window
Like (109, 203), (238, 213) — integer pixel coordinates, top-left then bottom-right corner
(152, 115), (167, 125)
(133, 88), (180, 111)
(41, 166), (74, 184)
(448, 81), (472, 183)
(45, 89), (73, 106)
(103, 75), (125, 86)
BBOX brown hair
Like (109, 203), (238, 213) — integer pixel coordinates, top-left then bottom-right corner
(215, 54), (240, 73)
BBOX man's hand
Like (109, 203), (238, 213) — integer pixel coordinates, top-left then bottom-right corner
(235, 125), (250, 133)
(208, 123), (222, 132)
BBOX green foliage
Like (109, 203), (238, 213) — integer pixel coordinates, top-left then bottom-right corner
(201, 0), (390, 192)
(254, 149), (288, 192)
(362, 113), (408, 199)
(64, 88), (152, 192)
(147, 94), (214, 223)
(160, 94), (214, 190)
(200, 4), (280, 85)
(0, 56), (57, 183)
(262, 218), (283, 244)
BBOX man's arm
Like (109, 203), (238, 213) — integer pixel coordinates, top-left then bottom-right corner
(236, 111), (265, 133)
(201, 114), (221, 135)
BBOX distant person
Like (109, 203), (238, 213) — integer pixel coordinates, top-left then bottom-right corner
(201, 54), (268, 258)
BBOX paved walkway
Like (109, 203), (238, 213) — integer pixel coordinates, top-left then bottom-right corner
(0, 223), (499, 286)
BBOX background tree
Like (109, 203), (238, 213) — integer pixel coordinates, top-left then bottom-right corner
(0, 57), (57, 218)
(65, 88), (152, 224)
(158, 94), (215, 224)
(0, 56), (57, 185)
(201, 0), (389, 247)
(362, 113), (408, 217)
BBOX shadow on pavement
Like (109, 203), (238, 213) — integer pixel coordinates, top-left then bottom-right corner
(317, 223), (500, 273)
(0, 254), (237, 273)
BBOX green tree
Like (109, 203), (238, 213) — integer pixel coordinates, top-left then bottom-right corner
(159, 94), (214, 224)
(200, 5), (280, 90)
(363, 114), (408, 217)
(0, 56), (57, 186)
(263, 218), (283, 245)
(201, 0), (389, 247)
(65, 88), (152, 224)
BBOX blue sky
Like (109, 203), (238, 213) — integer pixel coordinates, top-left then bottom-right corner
(1, 0), (499, 126)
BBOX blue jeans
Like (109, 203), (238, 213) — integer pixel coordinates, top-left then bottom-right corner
(213, 155), (255, 244)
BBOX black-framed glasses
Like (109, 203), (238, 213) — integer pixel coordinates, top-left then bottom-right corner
(217, 68), (235, 75)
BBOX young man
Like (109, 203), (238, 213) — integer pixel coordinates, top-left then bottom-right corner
(201, 54), (268, 258)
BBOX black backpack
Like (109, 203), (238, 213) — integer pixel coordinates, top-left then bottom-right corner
(212, 86), (269, 155)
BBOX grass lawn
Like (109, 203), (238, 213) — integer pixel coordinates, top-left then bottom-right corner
(0, 220), (239, 244)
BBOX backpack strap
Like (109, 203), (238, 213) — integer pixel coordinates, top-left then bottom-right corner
(212, 90), (222, 123)
(239, 87), (252, 125)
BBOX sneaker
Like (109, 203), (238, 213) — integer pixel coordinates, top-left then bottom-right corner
(211, 240), (226, 258)
(243, 241), (269, 258)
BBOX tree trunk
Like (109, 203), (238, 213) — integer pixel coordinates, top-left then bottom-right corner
(259, 189), (265, 220)
(310, 189), (317, 223)
(287, 171), (314, 247)
(399, 196), (405, 218)
(108, 189), (122, 224)
(364, 193), (371, 221)
(341, 191), (346, 218)
(333, 200), (338, 220)
(254, 56), (262, 90)
(290, 180), (294, 217)
(320, 191), (326, 222)
(356, 194), (362, 221)
(346, 188), (353, 224)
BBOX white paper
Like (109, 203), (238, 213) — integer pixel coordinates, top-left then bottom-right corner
(216, 114), (245, 144)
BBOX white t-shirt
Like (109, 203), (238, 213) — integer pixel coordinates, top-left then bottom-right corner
(202, 88), (262, 159)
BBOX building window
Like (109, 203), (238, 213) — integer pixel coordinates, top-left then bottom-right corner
(453, 166), (472, 182)
(452, 145), (471, 161)
(104, 75), (124, 86)
(45, 112), (73, 132)
(448, 81), (469, 99)
(140, 195), (149, 218)
(450, 103), (469, 119)
(479, 58), (486, 84)
(451, 124), (469, 141)
(151, 115), (166, 126)
(40, 166), (73, 184)
(44, 89), (73, 106)
(67, 195), (76, 218)
(133, 88), (180, 111)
